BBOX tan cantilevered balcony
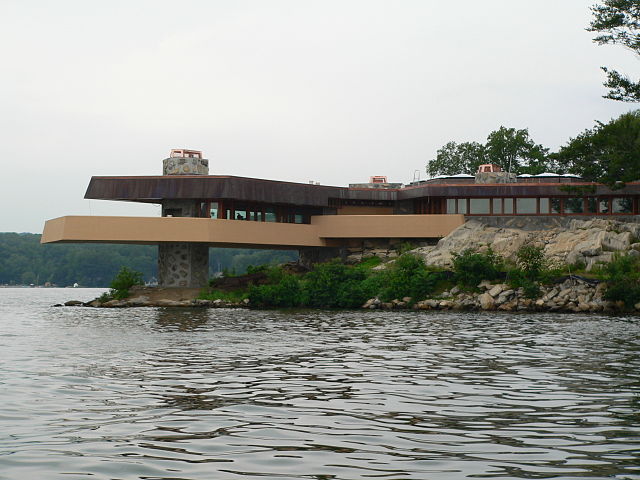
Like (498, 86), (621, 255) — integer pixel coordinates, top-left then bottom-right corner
(41, 215), (465, 248)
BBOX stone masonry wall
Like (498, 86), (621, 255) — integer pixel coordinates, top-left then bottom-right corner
(162, 157), (209, 175)
(158, 243), (209, 288)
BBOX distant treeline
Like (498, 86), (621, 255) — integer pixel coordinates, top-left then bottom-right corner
(0, 233), (297, 287)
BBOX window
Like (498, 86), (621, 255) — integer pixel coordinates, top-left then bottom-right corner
(447, 199), (456, 214)
(516, 198), (536, 214)
(599, 198), (610, 214)
(612, 197), (632, 213)
(492, 198), (502, 214)
(457, 198), (467, 214)
(470, 198), (490, 214)
(265, 207), (276, 222)
(539, 198), (549, 214)
(504, 198), (513, 214)
(209, 202), (219, 219)
(551, 198), (561, 214)
(586, 198), (597, 214)
(564, 198), (584, 214)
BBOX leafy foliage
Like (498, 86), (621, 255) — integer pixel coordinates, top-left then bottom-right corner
(428, 127), (552, 176)
(485, 127), (549, 175)
(198, 289), (247, 303)
(246, 254), (442, 308)
(377, 254), (441, 302)
(598, 253), (640, 308)
(514, 244), (547, 280)
(588, 1), (640, 102)
(505, 268), (541, 299)
(427, 141), (487, 176)
(452, 248), (504, 288)
(302, 260), (374, 308)
(554, 110), (640, 188)
(247, 268), (303, 308)
(108, 266), (144, 300)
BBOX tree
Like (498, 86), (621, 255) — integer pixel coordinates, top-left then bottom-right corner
(485, 127), (549, 174)
(588, 0), (640, 102)
(428, 127), (551, 177)
(427, 141), (487, 176)
(554, 110), (640, 188)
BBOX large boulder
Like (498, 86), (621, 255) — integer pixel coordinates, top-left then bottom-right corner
(411, 217), (639, 271)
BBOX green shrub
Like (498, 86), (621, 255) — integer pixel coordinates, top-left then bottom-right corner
(302, 260), (373, 308)
(452, 248), (503, 288)
(198, 289), (247, 302)
(108, 266), (144, 299)
(599, 253), (640, 309)
(506, 268), (541, 299)
(247, 267), (303, 308)
(356, 256), (383, 270)
(515, 244), (546, 279)
(246, 264), (270, 275)
(377, 253), (441, 302)
(396, 242), (415, 255)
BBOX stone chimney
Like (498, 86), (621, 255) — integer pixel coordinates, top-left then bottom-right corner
(163, 149), (209, 175)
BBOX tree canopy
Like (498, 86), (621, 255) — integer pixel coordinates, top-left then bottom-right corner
(427, 141), (486, 177)
(589, 0), (640, 102)
(554, 110), (640, 188)
(427, 127), (550, 177)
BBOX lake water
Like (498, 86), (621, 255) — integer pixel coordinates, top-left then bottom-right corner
(1, 288), (639, 480)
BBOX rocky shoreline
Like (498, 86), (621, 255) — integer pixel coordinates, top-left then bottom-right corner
(362, 276), (638, 313)
(59, 275), (639, 314)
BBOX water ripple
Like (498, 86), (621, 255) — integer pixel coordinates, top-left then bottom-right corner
(0, 289), (639, 479)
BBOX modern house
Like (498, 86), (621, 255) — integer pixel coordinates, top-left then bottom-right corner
(42, 150), (640, 287)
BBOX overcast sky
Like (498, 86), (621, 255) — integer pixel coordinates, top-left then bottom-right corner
(1, 0), (637, 233)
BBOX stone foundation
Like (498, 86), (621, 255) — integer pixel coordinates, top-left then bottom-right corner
(158, 243), (209, 288)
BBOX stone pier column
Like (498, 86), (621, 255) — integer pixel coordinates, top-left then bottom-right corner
(158, 243), (209, 288)
(157, 150), (210, 288)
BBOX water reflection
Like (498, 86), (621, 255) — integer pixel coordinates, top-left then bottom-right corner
(0, 294), (639, 480)
(153, 307), (211, 331)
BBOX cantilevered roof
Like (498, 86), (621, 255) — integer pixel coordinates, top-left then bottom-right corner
(85, 174), (640, 206)
(84, 175), (398, 205)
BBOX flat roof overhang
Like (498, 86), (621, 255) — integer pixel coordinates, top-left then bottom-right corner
(41, 215), (465, 248)
(84, 175), (398, 205)
(85, 175), (640, 206)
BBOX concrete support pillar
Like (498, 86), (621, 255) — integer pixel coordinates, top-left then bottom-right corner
(158, 242), (209, 288)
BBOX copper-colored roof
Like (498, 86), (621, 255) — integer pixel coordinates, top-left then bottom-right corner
(84, 175), (640, 205)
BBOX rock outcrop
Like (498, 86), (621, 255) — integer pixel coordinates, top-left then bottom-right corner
(409, 218), (640, 271)
(362, 276), (631, 313)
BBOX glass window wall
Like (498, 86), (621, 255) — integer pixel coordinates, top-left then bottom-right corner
(470, 198), (490, 214)
(492, 198), (502, 214)
(504, 198), (513, 214)
(612, 197), (632, 213)
(209, 202), (219, 219)
(539, 198), (549, 214)
(516, 198), (536, 214)
(564, 198), (584, 214)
